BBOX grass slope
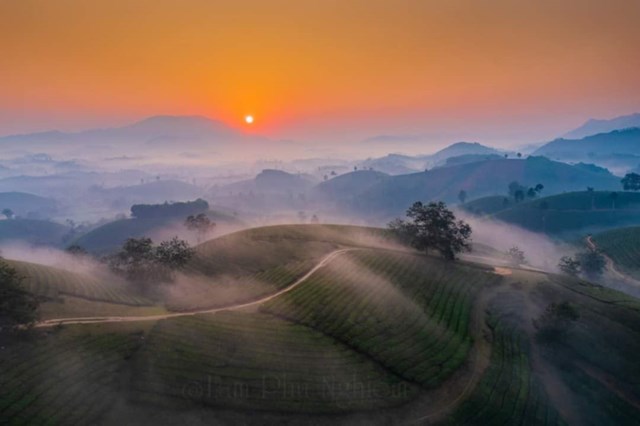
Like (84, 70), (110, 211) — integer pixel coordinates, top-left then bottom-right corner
(262, 250), (498, 388)
(1, 225), (640, 425)
(168, 224), (395, 311)
(7, 259), (153, 313)
(491, 191), (640, 235)
(462, 195), (513, 215)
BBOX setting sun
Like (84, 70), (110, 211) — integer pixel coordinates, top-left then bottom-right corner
(245, 115), (254, 124)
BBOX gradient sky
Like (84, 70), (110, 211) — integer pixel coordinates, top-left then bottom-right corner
(1, 0), (640, 145)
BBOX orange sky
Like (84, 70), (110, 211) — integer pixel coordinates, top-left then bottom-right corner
(1, 0), (640, 143)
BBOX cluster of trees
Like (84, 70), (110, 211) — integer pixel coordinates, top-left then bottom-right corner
(506, 246), (526, 265)
(0, 260), (39, 333)
(534, 301), (580, 343)
(297, 211), (320, 224)
(508, 181), (544, 202)
(2, 208), (14, 219)
(458, 190), (467, 204)
(558, 250), (606, 279)
(107, 237), (194, 285)
(389, 201), (472, 260)
(184, 213), (215, 243)
(621, 173), (640, 191)
(131, 199), (209, 219)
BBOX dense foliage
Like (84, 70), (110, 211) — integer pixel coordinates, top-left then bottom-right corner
(389, 201), (472, 260)
(108, 237), (194, 284)
(130, 198), (208, 219)
(184, 213), (215, 243)
(621, 172), (640, 191)
(0, 261), (39, 332)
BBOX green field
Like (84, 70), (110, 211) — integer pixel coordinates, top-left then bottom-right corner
(1, 225), (640, 425)
(592, 226), (640, 280)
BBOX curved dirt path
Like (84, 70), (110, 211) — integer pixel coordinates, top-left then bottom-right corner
(35, 248), (353, 328)
(586, 236), (640, 287)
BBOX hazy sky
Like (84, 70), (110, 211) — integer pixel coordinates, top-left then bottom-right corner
(2, 0), (640, 145)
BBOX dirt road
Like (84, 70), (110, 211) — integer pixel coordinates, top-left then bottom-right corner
(586, 236), (640, 287)
(35, 248), (353, 328)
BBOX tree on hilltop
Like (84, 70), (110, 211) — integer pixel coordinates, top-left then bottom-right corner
(558, 256), (580, 277)
(184, 213), (215, 243)
(621, 173), (640, 191)
(458, 190), (467, 205)
(389, 201), (472, 261)
(506, 246), (526, 265)
(108, 237), (194, 285)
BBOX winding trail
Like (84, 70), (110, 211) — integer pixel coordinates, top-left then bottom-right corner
(405, 283), (499, 425)
(35, 248), (353, 328)
(586, 236), (640, 287)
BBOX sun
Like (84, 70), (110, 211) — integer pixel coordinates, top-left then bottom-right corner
(244, 115), (254, 124)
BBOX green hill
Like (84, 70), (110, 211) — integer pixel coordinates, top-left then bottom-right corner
(346, 156), (621, 219)
(170, 224), (396, 311)
(0, 219), (69, 246)
(491, 191), (640, 235)
(73, 209), (240, 254)
(592, 226), (640, 280)
(72, 217), (175, 254)
(313, 170), (389, 202)
(0, 191), (57, 218)
(462, 195), (513, 215)
(2, 224), (640, 424)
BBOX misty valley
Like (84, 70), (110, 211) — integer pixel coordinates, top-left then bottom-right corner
(3, 2), (640, 425)
(1, 114), (640, 426)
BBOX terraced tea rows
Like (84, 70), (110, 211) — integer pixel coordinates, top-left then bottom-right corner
(9, 259), (152, 306)
(262, 250), (501, 388)
(0, 327), (144, 426)
(449, 312), (562, 425)
(130, 311), (417, 412)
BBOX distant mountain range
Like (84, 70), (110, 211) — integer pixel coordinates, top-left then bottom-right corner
(361, 142), (504, 175)
(0, 115), (244, 146)
(534, 127), (640, 160)
(0, 116), (269, 161)
(563, 113), (640, 139)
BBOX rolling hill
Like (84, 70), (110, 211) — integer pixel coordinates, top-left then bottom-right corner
(489, 191), (640, 235)
(2, 224), (639, 424)
(0, 192), (57, 218)
(93, 180), (203, 208)
(73, 208), (240, 254)
(313, 170), (389, 202)
(427, 141), (501, 166)
(462, 195), (514, 215)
